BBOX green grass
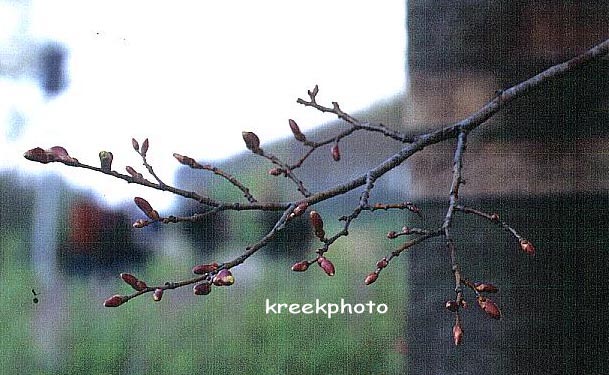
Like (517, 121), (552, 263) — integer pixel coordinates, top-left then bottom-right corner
(0, 217), (409, 375)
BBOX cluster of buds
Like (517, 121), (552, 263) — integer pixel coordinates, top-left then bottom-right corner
(24, 146), (78, 165)
(132, 138), (149, 157)
(444, 280), (502, 345)
(290, 256), (335, 277)
(364, 257), (389, 285)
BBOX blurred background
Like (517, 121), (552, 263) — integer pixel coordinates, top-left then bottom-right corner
(1, 1), (609, 374)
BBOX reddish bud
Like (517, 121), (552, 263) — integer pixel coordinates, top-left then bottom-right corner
(126, 166), (143, 179)
(99, 151), (113, 171)
(460, 299), (468, 309)
(474, 282), (499, 293)
(490, 213), (500, 222)
(120, 273), (147, 291)
(520, 239), (535, 256)
(24, 146), (78, 164)
(132, 138), (139, 152)
(141, 138), (149, 156)
(445, 300), (459, 312)
(289, 201), (308, 219)
(364, 272), (378, 285)
(212, 269), (235, 286)
(152, 288), (164, 302)
(173, 153), (200, 168)
(477, 297), (501, 319)
(193, 281), (212, 296)
(309, 211), (324, 239)
(376, 258), (388, 269)
(453, 323), (464, 346)
(318, 257), (335, 276)
(192, 262), (219, 275)
(331, 144), (341, 161)
(24, 147), (51, 163)
(288, 119), (307, 142)
(291, 261), (309, 272)
(268, 167), (283, 176)
(134, 197), (160, 220)
(387, 231), (397, 239)
(242, 131), (261, 152)
(103, 295), (126, 307)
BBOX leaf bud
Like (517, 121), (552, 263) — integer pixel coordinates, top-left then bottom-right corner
(141, 138), (149, 156)
(477, 296), (501, 319)
(192, 262), (219, 275)
(364, 272), (378, 285)
(103, 295), (126, 307)
(376, 258), (388, 269)
(132, 138), (140, 152)
(99, 151), (113, 171)
(453, 323), (464, 346)
(289, 201), (308, 219)
(331, 143), (341, 161)
(134, 197), (160, 220)
(212, 269), (235, 286)
(520, 239), (535, 256)
(152, 288), (164, 302)
(193, 281), (212, 296)
(288, 119), (307, 142)
(291, 261), (309, 272)
(474, 282), (499, 293)
(242, 131), (261, 153)
(387, 231), (397, 239)
(317, 257), (335, 276)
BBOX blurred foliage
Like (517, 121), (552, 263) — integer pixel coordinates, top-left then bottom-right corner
(0, 212), (410, 374)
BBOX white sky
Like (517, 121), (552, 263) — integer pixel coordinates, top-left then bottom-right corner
(1, 1), (407, 209)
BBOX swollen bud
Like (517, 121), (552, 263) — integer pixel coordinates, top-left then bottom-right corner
(288, 119), (307, 142)
(520, 239), (535, 256)
(291, 261), (309, 272)
(120, 273), (147, 291)
(309, 211), (325, 239)
(126, 166), (143, 180)
(364, 272), (378, 285)
(192, 262), (219, 275)
(242, 131), (261, 153)
(99, 151), (113, 172)
(376, 258), (389, 269)
(193, 281), (212, 296)
(132, 138), (140, 152)
(268, 167), (283, 176)
(103, 295), (126, 307)
(212, 269), (235, 286)
(134, 197), (160, 220)
(152, 288), (164, 302)
(477, 296), (501, 319)
(453, 323), (464, 346)
(386, 231), (397, 239)
(289, 201), (308, 219)
(474, 282), (499, 293)
(331, 144), (341, 161)
(141, 138), (149, 156)
(318, 257), (335, 276)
